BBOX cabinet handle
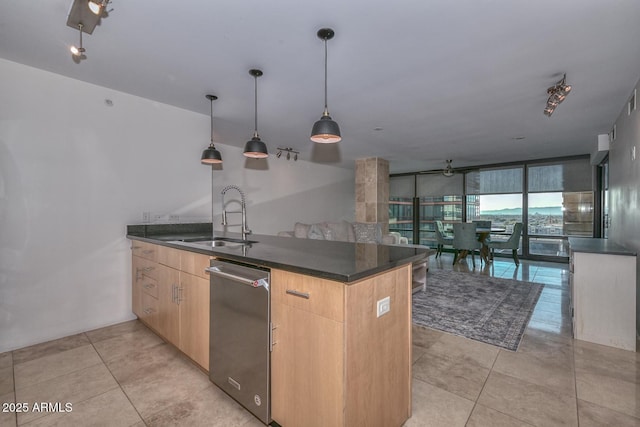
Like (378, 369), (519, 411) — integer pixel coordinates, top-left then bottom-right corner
(176, 286), (184, 305)
(270, 322), (277, 352)
(286, 289), (310, 299)
(172, 284), (177, 303)
(143, 308), (155, 315)
(143, 249), (154, 255)
(132, 245), (141, 250)
(143, 283), (154, 289)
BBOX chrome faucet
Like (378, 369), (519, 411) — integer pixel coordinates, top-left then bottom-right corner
(221, 185), (251, 240)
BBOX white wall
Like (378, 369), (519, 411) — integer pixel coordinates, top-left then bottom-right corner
(606, 77), (640, 333)
(0, 58), (354, 352)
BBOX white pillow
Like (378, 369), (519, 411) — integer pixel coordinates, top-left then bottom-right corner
(307, 224), (326, 240)
(294, 222), (311, 238)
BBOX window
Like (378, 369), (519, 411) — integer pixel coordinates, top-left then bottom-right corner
(389, 176), (415, 243)
(417, 173), (463, 247)
(390, 156), (593, 260)
(527, 159), (593, 256)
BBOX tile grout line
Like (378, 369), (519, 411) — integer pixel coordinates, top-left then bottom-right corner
(86, 332), (149, 427)
(10, 352), (16, 427)
(463, 345), (501, 426)
(573, 339), (580, 426)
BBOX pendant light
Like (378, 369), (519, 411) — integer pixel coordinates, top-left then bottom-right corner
(243, 69), (269, 158)
(311, 28), (341, 143)
(201, 94), (223, 164)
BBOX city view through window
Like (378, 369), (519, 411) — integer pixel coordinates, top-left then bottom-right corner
(390, 191), (593, 258)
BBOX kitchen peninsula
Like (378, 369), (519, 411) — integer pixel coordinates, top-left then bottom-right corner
(127, 223), (429, 427)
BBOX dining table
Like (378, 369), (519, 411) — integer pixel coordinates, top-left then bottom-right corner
(475, 227), (507, 263)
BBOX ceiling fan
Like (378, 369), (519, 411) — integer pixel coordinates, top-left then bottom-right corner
(418, 159), (459, 177)
(442, 159), (455, 177)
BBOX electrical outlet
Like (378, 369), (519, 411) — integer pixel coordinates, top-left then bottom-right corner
(152, 213), (163, 223)
(169, 214), (179, 223)
(142, 211), (150, 223)
(377, 296), (391, 318)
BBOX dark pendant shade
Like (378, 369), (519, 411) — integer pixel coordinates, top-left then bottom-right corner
(243, 136), (268, 159)
(201, 94), (223, 165)
(311, 114), (341, 143)
(201, 144), (222, 164)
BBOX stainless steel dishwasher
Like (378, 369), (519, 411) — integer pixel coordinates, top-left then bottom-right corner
(206, 259), (271, 425)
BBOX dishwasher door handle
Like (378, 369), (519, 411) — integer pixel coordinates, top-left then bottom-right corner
(206, 266), (266, 287)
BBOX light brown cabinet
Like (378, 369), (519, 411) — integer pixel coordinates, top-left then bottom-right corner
(131, 242), (211, 370)
(270, 264), (412, 427)
(131, 242), (160, 328)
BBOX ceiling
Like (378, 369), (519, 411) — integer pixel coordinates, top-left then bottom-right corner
(2, 1), (640, 174)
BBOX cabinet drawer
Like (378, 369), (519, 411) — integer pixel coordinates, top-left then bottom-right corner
(131, 241), (158, 262)
(140, 291), (159, 327)
(140, 276), (159, 299)
(180, 251), (211, 279)
(271, 269), (344, 322)
(134, 257), (159, 281)
(157, 245), (181, 269)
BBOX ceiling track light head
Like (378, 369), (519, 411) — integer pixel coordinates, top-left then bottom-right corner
(70, 23), (86, 57)
(88, 0), (110, 16)
(544, 73), (571, 117)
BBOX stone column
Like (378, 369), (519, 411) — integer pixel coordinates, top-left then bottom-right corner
(355, 157), (389, 233)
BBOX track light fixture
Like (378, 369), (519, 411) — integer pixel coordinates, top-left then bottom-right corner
(70, 23), (86, 57)
(544, 74), (572, 117)
(201, 94), (223, 165)
(311, 28), (342, 144)
(243, 69), (269, 159)
(67, 0), (113, 60)
(276, 147), (299, 161)
(88, 0), (110, 15)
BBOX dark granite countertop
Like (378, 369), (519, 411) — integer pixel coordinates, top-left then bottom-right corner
(568, 237), (636, 257)
(127, 223), (430, 282)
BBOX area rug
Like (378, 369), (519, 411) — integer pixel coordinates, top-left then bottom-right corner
(412, 270), (543, 351)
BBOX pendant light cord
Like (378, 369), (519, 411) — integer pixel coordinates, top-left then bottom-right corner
(209, 98), (214, 144)
(254, 75), (259, 136)
(323, 38), (328, 112)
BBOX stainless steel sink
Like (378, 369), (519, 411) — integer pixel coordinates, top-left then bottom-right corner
(175, 237), (258, 247)
(169, 236), (258, 249)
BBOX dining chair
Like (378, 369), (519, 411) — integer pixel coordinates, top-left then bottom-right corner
(452, 222), (482, 267)
(486, 222), (524, 265)
(434, 220), (453, 258)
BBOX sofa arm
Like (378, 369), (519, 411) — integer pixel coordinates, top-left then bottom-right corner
(383, 232), (403, 245)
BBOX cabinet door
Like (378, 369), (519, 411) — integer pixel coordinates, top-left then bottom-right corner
(179, 272), (210, 370)
(157, 264), (180, 345)
(271, 301), (344, 427)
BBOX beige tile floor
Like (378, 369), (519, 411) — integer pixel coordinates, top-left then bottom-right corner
(1, 254), (638, 426)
